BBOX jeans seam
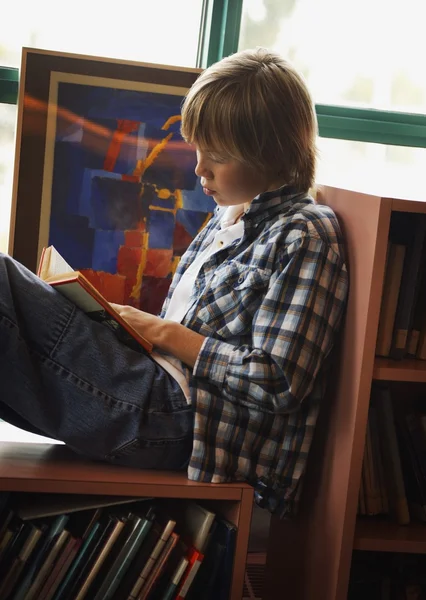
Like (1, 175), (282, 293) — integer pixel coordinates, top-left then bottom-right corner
(50, 304), (77, 357)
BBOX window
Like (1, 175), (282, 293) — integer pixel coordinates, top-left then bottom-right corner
(0, 0), (205, 252)
(239, 0), (426, 114)
(238, 0), (426, 192)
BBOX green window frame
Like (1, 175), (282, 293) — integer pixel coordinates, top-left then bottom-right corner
(1, 0), (426, 149)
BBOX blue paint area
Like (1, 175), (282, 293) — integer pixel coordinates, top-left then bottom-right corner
(50, 142), (86, 219)
(49, 213), (95, 269)
(176, 209), (210, 238)
(148, 211), (175, 249)
(92, 230), (125, 273)
(90, 176), (143, 230)
(79, 169), (122, 228)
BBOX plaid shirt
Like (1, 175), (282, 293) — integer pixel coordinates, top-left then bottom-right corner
(161, 186), (348, 516)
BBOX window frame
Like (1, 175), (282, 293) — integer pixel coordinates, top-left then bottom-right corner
(1, 0), (426, 149)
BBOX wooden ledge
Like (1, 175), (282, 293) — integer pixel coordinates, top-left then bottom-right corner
(0, 423), (251, 500)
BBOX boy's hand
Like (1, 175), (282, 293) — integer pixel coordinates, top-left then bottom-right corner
(110, 303), (163, 345)
(110, 303), (205, 368)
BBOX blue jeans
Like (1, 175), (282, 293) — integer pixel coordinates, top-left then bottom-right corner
(0, 253), (193, 470)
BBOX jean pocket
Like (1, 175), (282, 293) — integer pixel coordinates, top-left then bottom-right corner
(107, 435), (192, 470)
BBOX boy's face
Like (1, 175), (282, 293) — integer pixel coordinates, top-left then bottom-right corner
(195, 147), (269, 209)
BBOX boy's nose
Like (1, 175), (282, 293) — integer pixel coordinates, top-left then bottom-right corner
(195, 159), (212, 179)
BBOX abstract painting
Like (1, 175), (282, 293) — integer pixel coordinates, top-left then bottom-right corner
(10, 49), (215, 315)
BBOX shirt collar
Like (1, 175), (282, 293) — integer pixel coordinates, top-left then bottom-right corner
(213, 186), (314, 229)
(245, 185), (312, 221)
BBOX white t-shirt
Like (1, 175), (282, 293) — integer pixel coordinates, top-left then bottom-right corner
(150, 204), (245, 402)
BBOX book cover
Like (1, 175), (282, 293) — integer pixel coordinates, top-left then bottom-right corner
(186, 521), (228, 600)
(38, 245), (152, 353)
(174, 501), (216, 553)
(364, 412), (382, 515)
(24, 528), (71, 600)
(50, 518), (102, 600)
(0, 514), (26, 565)
(390, 213), (426, 359)
(55, 515), (120, 600)
(138, 531), (180, 600)
(41, 536), (82, 600)
(73, 517), (126, 600)
(394, 408), (426, 522)
(127, 518), (176, 600)
(209, 519), (237, 600)
(370, 404), (389, 514)
(159, 557), (189, 600)
(175, 545), (204, 600)
(11, 513), (69, 600)
(406, 252), (426, 356)
(375, 242), (406, 357)
(373, 386), (410, 525)
(0, 524), (43, 599)
(92, 506), (156, 600)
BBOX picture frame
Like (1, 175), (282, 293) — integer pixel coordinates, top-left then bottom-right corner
(9, 48), (214, 314)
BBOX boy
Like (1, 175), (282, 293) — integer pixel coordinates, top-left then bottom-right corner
(0, 48), (348, 516)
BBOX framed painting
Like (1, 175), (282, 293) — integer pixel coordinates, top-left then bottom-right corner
(9, 48), (215, 314)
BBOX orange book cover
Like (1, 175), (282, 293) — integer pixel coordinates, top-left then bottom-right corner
(38, 246), (152, 353)
(175, 546), (204, 600)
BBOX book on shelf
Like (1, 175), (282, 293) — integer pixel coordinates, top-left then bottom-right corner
(186, 518), (236, 600)
(375, 242), (406, 357)
(389, 213), (426, 359)
(37, 245), (153, 353)
(137, 531), (180, 600)
(92, 506), (156, 600)
(126, 518), (177, 599)
(370, 386), (410, 525)
(158, 556), (189, 600)
(349, 550), (426, 599)
(375, 211), (426, 361)
(0, 495), (235, 600)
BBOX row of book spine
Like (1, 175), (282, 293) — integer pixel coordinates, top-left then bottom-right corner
(0, 493), (236, 600)
(376, 211), (426, 361)
(348, 550), (426, 599)
(358, 384), (426, 526)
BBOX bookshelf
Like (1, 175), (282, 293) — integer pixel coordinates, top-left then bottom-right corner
(263, 185), (426, 600)
(0, 422), (254, 600)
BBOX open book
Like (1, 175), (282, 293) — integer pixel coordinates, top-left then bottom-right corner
(38, 246), (153, 353)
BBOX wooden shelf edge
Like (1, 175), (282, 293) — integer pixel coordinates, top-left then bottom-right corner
(354, 518), (426, 554)
(373, 357), (426, 382)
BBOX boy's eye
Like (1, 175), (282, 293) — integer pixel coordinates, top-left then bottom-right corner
(208, 154), (227, 164)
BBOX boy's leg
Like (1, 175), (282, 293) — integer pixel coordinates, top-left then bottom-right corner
(0, 253), (193, 470)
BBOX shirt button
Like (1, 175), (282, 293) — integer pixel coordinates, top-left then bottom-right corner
(238, 275), (244, 283)
(219, 241), (224, 246)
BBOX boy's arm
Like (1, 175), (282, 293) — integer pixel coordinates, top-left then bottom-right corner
(192, 234), (348, 414)
(110, 304), (205, 368)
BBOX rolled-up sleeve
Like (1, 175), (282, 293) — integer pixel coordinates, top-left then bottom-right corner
(192, 233), (348, 414)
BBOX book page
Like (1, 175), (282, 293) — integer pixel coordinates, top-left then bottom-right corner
(39, 246), (74, 281)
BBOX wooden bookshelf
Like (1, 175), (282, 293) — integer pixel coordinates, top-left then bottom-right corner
(373, 357), (426, 382)
(0, 423), (254, 600)
(354, 518), (426, 554)
(263, 185), (426, 600)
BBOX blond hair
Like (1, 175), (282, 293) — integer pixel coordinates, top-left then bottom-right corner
(181, 48), (317, 192)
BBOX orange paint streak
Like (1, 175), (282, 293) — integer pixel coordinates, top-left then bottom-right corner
(162, 114), (181, 130)
(133, 132), (173, 179)
(170, 256), (181, 277)
(175, 189), (183, 210)
(130, 232), (149, 301)
(103, 120), (139, 172)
